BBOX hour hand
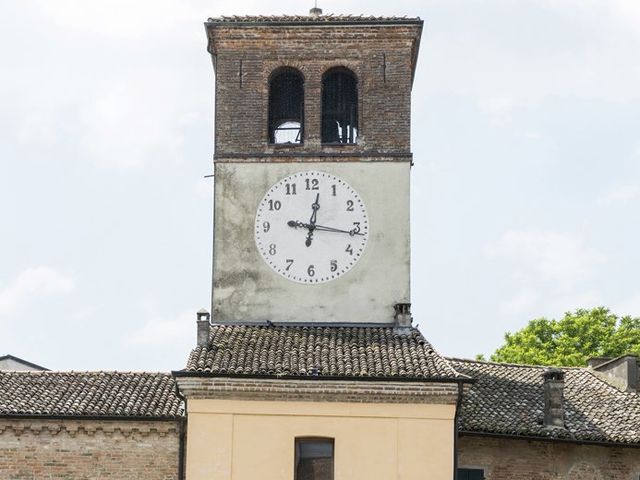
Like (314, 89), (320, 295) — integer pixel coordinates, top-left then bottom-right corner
(288, 221), (315, 247)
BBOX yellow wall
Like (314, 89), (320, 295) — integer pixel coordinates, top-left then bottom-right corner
(185, 399), (456, 480)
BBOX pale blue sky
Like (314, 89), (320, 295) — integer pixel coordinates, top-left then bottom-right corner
(1, 0), (639, 371)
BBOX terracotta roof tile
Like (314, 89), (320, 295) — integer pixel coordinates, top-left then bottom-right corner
(450, 358), (640, 445)
(0, 371), (183, 418)
(185, 324), (461, 380)
(207, 15), (422, 25)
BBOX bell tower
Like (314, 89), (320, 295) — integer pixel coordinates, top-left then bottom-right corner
(206, 12), (423, 324)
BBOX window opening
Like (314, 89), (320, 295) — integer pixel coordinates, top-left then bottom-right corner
(321, 68), (358, 144)
(269, 68), (304, 144)
(295, 438), (334, 480)
(457, 468), (485, 480)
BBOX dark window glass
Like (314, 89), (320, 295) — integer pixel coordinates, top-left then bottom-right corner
(295, 438), (333, 480)
(269, 68), (304, 144)
(457, 468), (484, 480)
(321, 68), (358, 144)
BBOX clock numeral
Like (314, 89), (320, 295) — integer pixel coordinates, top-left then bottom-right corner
(345, 244), (353, 256)
(346, 200), (354, 211)
(352, 222), (361, 234)
(331, 184), (337, 196)
(268, 244), (276, 255)
(285, 259), (294, 271)
(285, 183), (297, 195)
(330, 260), (338, 272)
(262, 221), (270, 233)
(268, 200), (282, 211)
(307, 265), (315, 277)
(305, 178), (319, 191)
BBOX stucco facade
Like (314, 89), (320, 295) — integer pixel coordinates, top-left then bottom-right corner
(212, 161), (410, 324)
(181, 389), (457, 480)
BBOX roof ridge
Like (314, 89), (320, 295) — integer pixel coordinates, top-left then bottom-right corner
(206, 14), (422, 23)
(584, 368), (640, 396)
(210, 322), (407, 329)
(446, 357), (587, 370)
(0, 370), (173, 375)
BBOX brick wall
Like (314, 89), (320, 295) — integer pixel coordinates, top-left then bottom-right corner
(206, 23), (421, 158)
(176, 376), (459, 404)
(458, 435), (640, 479)
(0, 418), (181, 480)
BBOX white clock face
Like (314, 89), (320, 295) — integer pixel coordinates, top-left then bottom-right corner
(255, 171), (369, 284)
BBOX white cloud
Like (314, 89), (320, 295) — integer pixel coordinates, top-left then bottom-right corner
(35, 0), (200, 39)
(77, 79), (193, 170)
(547, 289), (603, 316)
(523, 131), (543, 140)
(615, 291), (640, 317)
(476, 96), (515, 126)
(0, 267), (75, 316)
(597, 185), (640, 205)
(124, 310), (194, 347)
(194, 177), (214, 200)
(537, 0), (640, 37)
(424, 0), (640, 110)
(500, 288), (539, 315)
(487, 228), (606, 290)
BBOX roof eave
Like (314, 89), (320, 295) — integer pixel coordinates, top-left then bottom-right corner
(172, 370), (472, 384)
(204, 18), (423, 27)
(459, 430), (640, 449)
(0, 413), (184, 421)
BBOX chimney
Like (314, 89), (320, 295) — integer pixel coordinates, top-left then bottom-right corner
(590, 355), (639, 392)
(196, 309), (211, 347)
(393, 303), (412, 334)
(542, 368), (565, 428)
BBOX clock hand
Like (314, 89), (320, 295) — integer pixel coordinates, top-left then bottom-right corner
(288, 221), (365, 236)
(305, 193), (320, 247)
(309, 193), (320, 225)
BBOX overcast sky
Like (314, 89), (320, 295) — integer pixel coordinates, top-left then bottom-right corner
(1, 0), (639, 371)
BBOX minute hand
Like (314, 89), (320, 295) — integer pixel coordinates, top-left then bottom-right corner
(288, 221), (364, 236)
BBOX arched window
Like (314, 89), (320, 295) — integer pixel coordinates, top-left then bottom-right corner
(321, 67), (358, 144)
(269, 68), (304, 144)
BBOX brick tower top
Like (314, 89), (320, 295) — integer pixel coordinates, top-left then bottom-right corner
(204, 14), (423, 161)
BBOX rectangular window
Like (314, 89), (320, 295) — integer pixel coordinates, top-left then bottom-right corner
(295, 438), (334, 480)
(457, 468), (485, 480)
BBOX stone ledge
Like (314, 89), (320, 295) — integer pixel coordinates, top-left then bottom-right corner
(0, 419), (180, 437)
(176, 377), (459, 404)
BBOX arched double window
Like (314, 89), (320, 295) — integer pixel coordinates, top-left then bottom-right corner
(269, 68), (304, 144)
(321, 67), (358, 144)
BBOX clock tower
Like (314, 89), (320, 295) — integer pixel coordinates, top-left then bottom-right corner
(176, 11), (462, 480)
(207, 13), (423, 324)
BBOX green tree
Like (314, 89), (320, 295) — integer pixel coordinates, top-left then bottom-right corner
(489, 307), (640, 366)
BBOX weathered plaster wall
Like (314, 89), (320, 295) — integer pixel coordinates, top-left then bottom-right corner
(458, 435), (640, 479)
(0, 419), (181, 480)
(212, 161), (410, 323)
(185, 398), (455, 480)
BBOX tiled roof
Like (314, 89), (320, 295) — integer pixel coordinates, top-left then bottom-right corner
(450, 358), (640, 445)
(207, 15), (422, 25)
(0, 371), (183, 418)
(185, 324), (461, 380)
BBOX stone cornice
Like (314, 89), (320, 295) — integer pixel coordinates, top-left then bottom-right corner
(175, 377), (459, 404)
(0, 419), (180, 437)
